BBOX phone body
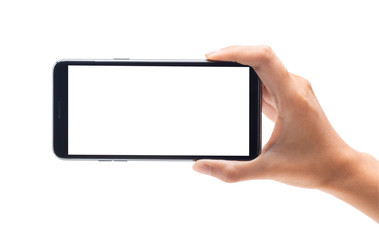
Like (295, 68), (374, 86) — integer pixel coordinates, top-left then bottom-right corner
(53, 59), (261, 161)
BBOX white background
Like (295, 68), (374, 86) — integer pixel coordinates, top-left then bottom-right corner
(0, 0), (378, 239)
(68, 66), (249, 155)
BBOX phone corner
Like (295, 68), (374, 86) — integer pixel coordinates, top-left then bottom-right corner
(53, 59), (66, 72)
(52, 144), (67, 160)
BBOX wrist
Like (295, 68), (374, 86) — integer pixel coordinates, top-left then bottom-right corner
(319, 147), (362, 193)
(319, 149), (379, 222)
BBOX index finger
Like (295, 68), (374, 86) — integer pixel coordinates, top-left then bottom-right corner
(206, 45), (292, 104)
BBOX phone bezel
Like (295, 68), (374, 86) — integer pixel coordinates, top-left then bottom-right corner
(53, 60), (261, 160)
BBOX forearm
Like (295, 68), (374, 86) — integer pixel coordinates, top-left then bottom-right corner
(320, 151), (379, 222)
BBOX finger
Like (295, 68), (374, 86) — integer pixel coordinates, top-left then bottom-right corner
(262, 98), (277, 122)
(192, 157), (268, 183)
(206, 45), (292, 104)
(262, 84), (277, 121)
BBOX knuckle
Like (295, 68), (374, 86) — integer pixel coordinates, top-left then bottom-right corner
(289, 78), (318, 116)
(303, 78), (313, 91)
(259, 45), (274, 62)
(292, 75), (314, 98)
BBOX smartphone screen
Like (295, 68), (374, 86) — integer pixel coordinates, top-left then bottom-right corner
(54, 60), (261, 160)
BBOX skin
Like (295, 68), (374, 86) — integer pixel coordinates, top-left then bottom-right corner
(192, 45), (379, 222)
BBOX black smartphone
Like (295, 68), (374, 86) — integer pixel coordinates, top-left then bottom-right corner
(53, 59), (261, 161)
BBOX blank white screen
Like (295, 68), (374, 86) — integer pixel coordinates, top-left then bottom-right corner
(68, 65), (249, 156)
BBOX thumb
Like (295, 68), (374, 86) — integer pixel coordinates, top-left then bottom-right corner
(192, 158), (267, 183)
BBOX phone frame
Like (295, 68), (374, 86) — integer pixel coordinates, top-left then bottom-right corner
(53, 59), (261, 161)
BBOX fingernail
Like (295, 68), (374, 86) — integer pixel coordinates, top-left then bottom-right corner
(194, 164), (211, 175)
(206, 49), (220, 57)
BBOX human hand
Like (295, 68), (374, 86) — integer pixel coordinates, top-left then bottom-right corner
(192, 46), (379, 222)
(193, 45), (355, 188)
